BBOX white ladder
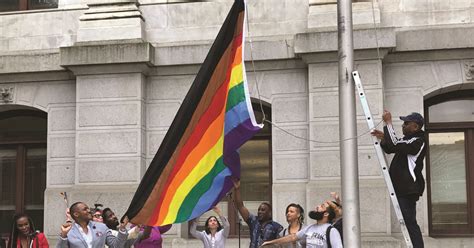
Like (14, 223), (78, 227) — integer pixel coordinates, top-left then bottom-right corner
(352, 71), (413, 248)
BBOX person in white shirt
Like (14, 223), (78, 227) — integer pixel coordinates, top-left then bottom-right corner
(190, 206), (230, 248)
(261, 201), (343, 248)
(279, 203), (306, 248)
(102, 207), (145, 248)
(57, 202), (128, 248)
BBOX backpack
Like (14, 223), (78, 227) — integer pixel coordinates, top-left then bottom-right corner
(327, 220), (344, 248)
(326, 225), (334, 248)
(332, 218), (343, 244)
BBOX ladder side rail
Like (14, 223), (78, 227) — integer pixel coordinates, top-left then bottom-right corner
(352, 71), (413, 248)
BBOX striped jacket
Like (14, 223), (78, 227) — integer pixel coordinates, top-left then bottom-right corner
(381, 124), (426, 198)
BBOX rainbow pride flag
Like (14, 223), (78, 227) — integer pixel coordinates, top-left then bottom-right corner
(124, 0), (262, 226)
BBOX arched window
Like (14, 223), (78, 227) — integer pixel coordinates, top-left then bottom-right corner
(228, 101), (271, 236)
(0, 108), (47, 241)
(190, 101), (272, 237)
(425, 90), (474, 236)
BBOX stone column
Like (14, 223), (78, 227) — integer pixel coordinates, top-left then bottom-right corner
(50, 42), (154, 232)
(308, 0), (380, 30)
(295, 28), (402, 246)
(46, 0), (151, 235)
(77, 0), (145, 43)
(266, 67), (309, 225)
(73, 72), (146, 186)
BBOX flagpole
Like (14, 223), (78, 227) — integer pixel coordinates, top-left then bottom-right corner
(338, 0), (361, 247)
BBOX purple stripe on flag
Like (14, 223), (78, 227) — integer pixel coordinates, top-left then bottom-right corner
(223, 151), (241, 178)
(224, 118), (261, 154)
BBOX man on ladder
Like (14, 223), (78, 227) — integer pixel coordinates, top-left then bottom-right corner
(371, 111), (426, 248)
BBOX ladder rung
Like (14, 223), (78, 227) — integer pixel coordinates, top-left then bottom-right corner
(352, 71), (413, 248)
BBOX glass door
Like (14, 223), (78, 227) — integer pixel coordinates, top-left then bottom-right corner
(0, 148), (18, 235)
(429, 132), (468, 233)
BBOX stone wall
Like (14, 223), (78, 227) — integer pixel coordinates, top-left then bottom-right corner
(379, 0), (474, 28)
(2, 0), (474, 52)
(0, 10), (81, 52)
(2, 0), (474, 247)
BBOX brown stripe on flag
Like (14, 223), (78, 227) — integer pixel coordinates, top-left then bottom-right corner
(130, 25), (242, 224)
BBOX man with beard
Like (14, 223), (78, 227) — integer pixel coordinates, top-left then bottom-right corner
(232, 180), (283, 248)
(57, 202), (128, 248)
(371, 111), (426, 248)
(261, 202), (342, 248)
(102, 208), (148, 248)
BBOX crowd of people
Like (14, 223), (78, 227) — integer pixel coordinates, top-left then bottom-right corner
(4, 189), (344, 248)
(4, 203), (170, 248)
(3, 110), (426, 248)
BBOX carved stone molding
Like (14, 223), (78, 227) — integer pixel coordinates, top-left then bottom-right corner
(0, 87), (14, 103)
(465, 61), (474, 81)
(308, 0), (380, 30)
(309, 0), (370, 5)
(76, 0), (144, 43)
(309, 0), (336, 6)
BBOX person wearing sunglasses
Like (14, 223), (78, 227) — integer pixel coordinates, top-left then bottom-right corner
(91, 204), (104, 223)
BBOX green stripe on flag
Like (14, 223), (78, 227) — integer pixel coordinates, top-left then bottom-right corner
(175, 157), (226, 222)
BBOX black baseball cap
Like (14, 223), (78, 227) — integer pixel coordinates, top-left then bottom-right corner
(400, 112), (424, 127)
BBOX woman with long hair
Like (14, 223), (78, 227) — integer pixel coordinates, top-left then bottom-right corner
(7, 213), (49, 248)
(279, 203), (305, 248)
(190, 206), (230, 248)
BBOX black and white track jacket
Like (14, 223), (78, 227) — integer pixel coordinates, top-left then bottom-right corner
(381, 124), (426, 198)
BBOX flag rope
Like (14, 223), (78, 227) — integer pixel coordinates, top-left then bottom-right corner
(245, 0), (384, 144)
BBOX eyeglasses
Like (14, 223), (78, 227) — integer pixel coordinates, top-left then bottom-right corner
(93, 214), (103, 218)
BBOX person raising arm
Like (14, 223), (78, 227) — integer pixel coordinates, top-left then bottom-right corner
(232, 179), (283, 248)
(190, 206), (230, 248)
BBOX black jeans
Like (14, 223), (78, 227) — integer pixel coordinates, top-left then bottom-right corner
(398, 196), (424, 248)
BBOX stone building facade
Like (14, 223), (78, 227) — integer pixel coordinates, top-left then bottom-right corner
(1, 0), (474, 247)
